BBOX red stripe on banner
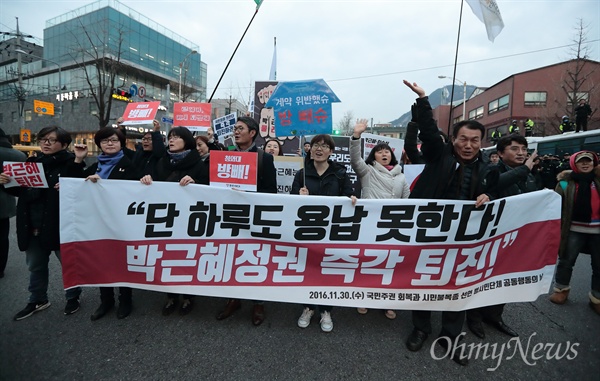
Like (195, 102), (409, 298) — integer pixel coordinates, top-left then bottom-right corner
(62, 219), (559, 291)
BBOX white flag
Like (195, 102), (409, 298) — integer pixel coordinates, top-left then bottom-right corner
(465, 0), (504, 42)
(269, 37), (277, 80)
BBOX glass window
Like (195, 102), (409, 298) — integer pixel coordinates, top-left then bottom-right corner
(25, 110), (32, 121)
(90, 101), (98, 115)
(0, 113), (3, 123)
(568, 92), (588, 106)
(72, 100), (80, 113)
(524, 92), (547, 106)
(12, 111), (17, 122)
(488, 95), (509, 114)
(469, 106), (484, 120)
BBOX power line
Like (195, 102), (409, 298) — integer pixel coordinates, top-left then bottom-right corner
(327, 40), (600, 82)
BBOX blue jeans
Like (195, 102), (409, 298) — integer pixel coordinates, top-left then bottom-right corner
(26, 235), (81, 303)
(555, 231), (600, 299)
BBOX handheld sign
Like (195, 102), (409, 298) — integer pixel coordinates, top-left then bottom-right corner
(209, 150), (258, 192)
(173, 103), (212, 132)
(265, 79), (340, 137)
(2, 162), (48, 188)
(213, 111), (237, 141)
(120, 101), (160, 126)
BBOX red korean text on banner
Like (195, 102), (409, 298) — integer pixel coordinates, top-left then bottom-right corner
(121, 101), (161, 126)
(2, 161), (48, 188)
(59, 179), (562, 312)
(173, 102), (212, 132)
(209, 150), (258, 192)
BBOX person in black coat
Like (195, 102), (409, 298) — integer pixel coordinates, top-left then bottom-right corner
(467, 135), (540, 340)
(290, 134), (357, 333)
(403, 80), (498, 366)
(72, 127), (140, 321)
(1, 126), (84, 320)
(0, 128), (27, 278)
(132, 119), (166, 177)
(216, 116), (277, 326)
(140, 127), (208, 316)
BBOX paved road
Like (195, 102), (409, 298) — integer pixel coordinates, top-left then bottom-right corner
(0, 219), (598, 381)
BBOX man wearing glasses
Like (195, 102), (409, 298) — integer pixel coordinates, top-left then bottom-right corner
(0, 126), (84, 320)
(132, 119), (166, 178)
(216, 116), (277, 326)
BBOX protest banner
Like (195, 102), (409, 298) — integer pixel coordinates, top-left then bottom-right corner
(60, 178), (560, 311)
(2, 162), (48, 188)
(360, 133), (404, 160)
(213, 112), (236, 141)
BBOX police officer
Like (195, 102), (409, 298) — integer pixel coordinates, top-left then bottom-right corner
(559, 116), (574, 133)
(509, 120), (520, 135)
(524, 118), (534, 137)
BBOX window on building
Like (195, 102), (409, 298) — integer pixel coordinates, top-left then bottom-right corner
(90, 101), (98, 115)
(12, 112), (17, 122)
(567, 92), (588, 106)
(488, 94), (510, 114)
(72, 100), (80, 113)
(453, 116), (461, 125)
(25, 110), (32, 121)
(468, 106), (484, 120)
(0, 113), (3, 123)
(524, 92), (547, 106)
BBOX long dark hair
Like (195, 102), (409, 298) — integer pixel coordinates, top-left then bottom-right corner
(365, 143), (398, 166)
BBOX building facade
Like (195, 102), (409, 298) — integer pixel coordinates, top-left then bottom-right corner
(436, 59), (600, 147)
(0, 0), (207, 153)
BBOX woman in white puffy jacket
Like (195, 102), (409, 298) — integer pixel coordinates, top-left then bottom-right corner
(350, 118), (410, 319)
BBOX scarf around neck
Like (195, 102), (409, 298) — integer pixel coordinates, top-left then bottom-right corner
(167, 149), (191, 165)
(571, 171), (596, 223)
(96, 150), (124, 179)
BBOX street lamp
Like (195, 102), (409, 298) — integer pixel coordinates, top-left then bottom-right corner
(438, 75), (467, 122)
(16, 49), (62, 125)
(178, 50), (198, 102)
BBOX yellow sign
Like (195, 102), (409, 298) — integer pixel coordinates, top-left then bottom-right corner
(33, 100), (55, 116)
(20, 129), (32, 143)
(112, 93), (133, 103)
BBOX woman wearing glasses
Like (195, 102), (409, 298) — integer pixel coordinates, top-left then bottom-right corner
(140, 127), (208, 316)
(1, 126), (83, 321)
(291, 134), (357, 333)
(72, 127), (140, 321)
(350, 118), (410, 320)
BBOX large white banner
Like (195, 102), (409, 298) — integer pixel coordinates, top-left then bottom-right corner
(60, 178), (560, 311)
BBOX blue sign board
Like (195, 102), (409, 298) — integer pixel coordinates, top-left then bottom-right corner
(265, 79), (340, 137)
(129, 84), (138, 97)
(162, 116), (173, 124)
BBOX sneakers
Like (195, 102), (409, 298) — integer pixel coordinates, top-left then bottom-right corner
(14, 301), (51, 321)
(297, 307), (314, 328)
(64, 298), (80, 315)
(320, 311), (333, 332)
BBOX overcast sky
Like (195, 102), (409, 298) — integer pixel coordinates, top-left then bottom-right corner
(1, 0), (599, 126)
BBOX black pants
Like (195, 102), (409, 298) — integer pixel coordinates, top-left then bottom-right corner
(100, 286), (132, 304)
(412, 310), (465, 339)
(576, 118), (588, 132)
(0, 218), (9, 275)
(466, 304), (504, 324)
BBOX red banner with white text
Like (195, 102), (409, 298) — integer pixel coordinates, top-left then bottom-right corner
(59, 178), (560, 310)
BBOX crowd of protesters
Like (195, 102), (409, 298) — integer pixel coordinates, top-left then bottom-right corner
(1, 80), (599, 368)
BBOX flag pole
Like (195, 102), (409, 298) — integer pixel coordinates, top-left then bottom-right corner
(208, 6), (262, 102)
(447, 0), (466, 136)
